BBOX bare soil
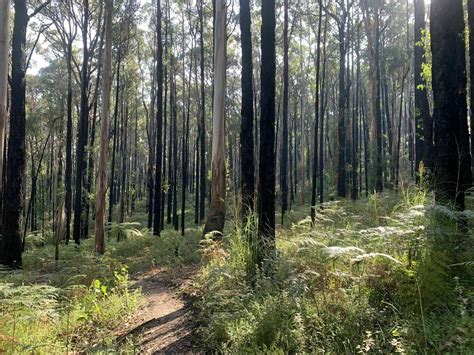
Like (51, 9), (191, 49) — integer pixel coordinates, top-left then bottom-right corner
(116, 266), (199, 354)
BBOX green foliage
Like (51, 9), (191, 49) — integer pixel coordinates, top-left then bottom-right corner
(107, 222), (143, 242)
(418, 28), (432, 91)
(194, 189), (474, 353)
(0, 266), (140, 353)
(0, 222), (202, 353)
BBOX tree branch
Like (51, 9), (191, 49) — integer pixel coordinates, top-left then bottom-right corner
(28, 1), (52, 20)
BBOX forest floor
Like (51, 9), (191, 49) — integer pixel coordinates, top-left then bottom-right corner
(1, 191), (473, 353)
(115, 265), (198, 353)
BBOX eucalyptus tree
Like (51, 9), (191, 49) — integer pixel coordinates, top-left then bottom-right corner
(108, 0), (140, 224)
(239, 0), (255, 221)
(1, 0), (51, 267)
(430, 0), (472, 210)
(203, 0), (227, 235)
(153, 0), (164, 236)
(257, 0), (276, 266)
(323, 0), (354, 198)
(468, 0), (474, 173)
(280, 0), (289, 223)
(198, 0), (207, 223)
(361, 0), (383, 193)
(0, 0), (10, 226)
(414, 0), (431, 176)
(72, 0), (91, 244)
(311, 0), (323, 224)
(43, 0), (78, 244)
(69, 0), (106, 241)
(95, 0), (113, 255)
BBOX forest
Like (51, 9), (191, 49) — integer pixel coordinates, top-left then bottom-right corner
(0, 0), (473, 352)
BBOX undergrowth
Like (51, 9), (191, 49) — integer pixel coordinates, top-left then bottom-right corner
(2, 191), (473, 353)
(194, 187), (474, 353)
(0, 221), (202, 353)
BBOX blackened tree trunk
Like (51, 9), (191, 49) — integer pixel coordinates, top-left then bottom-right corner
(119, 106), (129, 223)
(431, 0), (472, 210)
(319, 17), (328, 206)
(198, 0), (206, 223)
(336, 26), (347, 198)
(181, 25), (192, 237)
(280, 0), (289, 224)
(147, 63), (156, 229)
(323, 1), (353, 198)
(352, 33), (360, 200)
(414, 0), (432, 177)
(83, 67), (100, 238)
(195, 136), (200, 224)
(239, 0), (255, 221)
(467, 0), (474, 175)
(73, 0), (90, 243)
(153, 0), (163, 236)
(311, 0), (322, 224)
(257, 0), (276, 266)
(172, 82), (178, 231)
(0, 0), (10, 235)
(65, 40), (73, 244)
(109, 56), (121, 223)
(1, 0), (28, 267)
(167, 77), (173, 225)
(161, 38), (168, 230)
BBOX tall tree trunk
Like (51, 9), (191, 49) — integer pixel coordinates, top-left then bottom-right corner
(65, 40), (73, 244)
(319, 17), (328, 206)
(0, 0), (9, 234)
(153, 0), (163, 236)
(1, 0), (28, 267)
(467, 0), (474, 175)
(280, 0), (289, 224)
(257, 0), (276, 266)
(161, 49), (168, 231)
(172, 82), (178, 231)
(181, 45), (192, 236)
(395, 71), (408, 187)
(108, 56), (121, 223)
(239, 0), (255, 221)
(414, 0), (432, 177)
(352, 34), (360, 200)
(362, 2), (383, 193)
(362, 89), (370, 196)
(83, 97), (96, 238)
(73, 0), (90, 243)
(30, 150), (37, 231)
(94, 0), (113, 255)
(198, 0), (206, 223)
(311, 0), (322, 224)
(203, 0), (226, 235)
(431, 0), (472, 210)
(147, 67), (156, 229)
(167, 78), (173, 225)
(119, 106), (129, 223)
(336, 26), (347, 198)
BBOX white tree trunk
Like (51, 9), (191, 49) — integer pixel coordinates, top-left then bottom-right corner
(0, 0), (10, 189)
(94, 0), (113, 254)
(204, 0), (227, 235)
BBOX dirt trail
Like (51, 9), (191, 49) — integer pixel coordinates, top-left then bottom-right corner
(116, 266), (198, 354)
